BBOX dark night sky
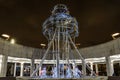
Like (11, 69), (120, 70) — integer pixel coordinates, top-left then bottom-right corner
(0, 0), (120, 48)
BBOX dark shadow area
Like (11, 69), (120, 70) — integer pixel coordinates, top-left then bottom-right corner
(108, 76), (120, 80)
(0, 77), (16, 80)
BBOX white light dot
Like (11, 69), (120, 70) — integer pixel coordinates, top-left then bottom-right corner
(10, 39), (15, 44)
(1, 34), (10, 39)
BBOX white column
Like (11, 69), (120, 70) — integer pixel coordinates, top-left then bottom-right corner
(0, 55), (8, 77)
(0, 60), (2, 76)
(95, 64), (99, 75)
(10, 64), (14, 76)
(111, 60), (114, 75)
(14, 63), (17, 77)
(20, 62), (24, 77)
(39, 64), (42, 76)
(90, 62), (93, 76)
(105, 56), (114, 76)
(30, 58), (35, 76)
(82, 60), (86, 76)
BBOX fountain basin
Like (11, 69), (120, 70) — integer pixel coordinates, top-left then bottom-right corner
(16, 76), (108, 80)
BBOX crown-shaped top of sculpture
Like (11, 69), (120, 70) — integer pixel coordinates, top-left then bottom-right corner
(42, 4), (79, 40)
(52, 4), (69, 14)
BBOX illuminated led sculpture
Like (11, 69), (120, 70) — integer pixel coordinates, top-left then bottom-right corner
(31, 4), (94, 79)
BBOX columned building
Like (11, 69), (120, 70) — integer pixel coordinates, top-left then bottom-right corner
(0, 37), (120, 77)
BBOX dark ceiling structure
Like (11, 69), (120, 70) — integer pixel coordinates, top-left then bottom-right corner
(0, 0), (120, 48)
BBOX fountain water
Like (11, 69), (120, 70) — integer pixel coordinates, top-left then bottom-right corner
(66, 66), (72, 78)
(52, 66), (57, 78)
(40, 67), (47, 78)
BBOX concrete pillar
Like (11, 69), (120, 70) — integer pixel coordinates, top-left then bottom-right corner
(10, 64), (14, 76)
(14, 63), (17, 77)
(36, 64), (42, 76)
(111, 61), (114, 75)
(0, 59), (2, 76)
(39, 64), (42, 76)
(95, 64), (99, 75)
(90, 62), (93, 76)
(30, 58), (35, 76)
(20, 62), (24, 77)
(0, 55), (8, 77)
(82, 60), (86, 76)
(105, 56), (114, 76)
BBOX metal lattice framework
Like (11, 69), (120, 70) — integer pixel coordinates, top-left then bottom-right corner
(31, 4), (94, 79)
(43, 4), (79, 40)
